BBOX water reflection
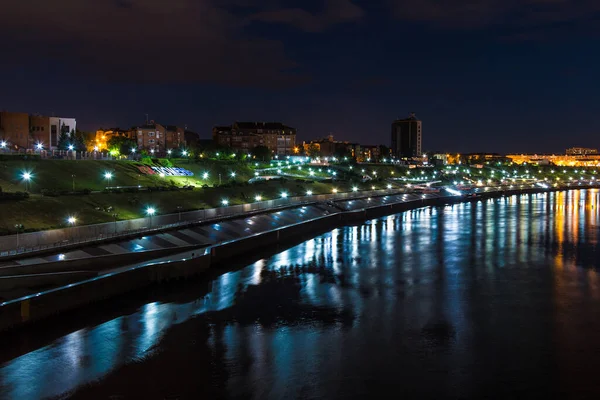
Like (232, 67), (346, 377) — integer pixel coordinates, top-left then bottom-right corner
(1, 190), (600, 398)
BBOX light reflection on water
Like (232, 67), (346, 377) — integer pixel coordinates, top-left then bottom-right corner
(1, 190), (600, 398)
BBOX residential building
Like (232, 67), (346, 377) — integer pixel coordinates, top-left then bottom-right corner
(360, 145), (381, 162)
(391, 112), (422, 158)
(134, 122), (166, 152)
(566, 147), (598, 156)
(213, 122), (297, 155)
(0, 111), (30, 149)
(303, 134), (360, 159)
(165, 125), (185, 149)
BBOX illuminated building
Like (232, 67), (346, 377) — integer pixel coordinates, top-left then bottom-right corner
(213, 122), (297, 155)
(507, 154), (600, 167)
(566, 147), (598, 156)
(0, 111), (75, 150)
(391, 112), (422, 158)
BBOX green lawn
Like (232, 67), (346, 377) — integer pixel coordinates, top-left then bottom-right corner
(0, 158), (401, 234)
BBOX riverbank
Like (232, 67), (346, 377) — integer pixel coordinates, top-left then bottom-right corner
(0, 185), (594, 332)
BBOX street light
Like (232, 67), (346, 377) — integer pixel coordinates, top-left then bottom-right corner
(0, 141), (6, 149)
(281, 192), (288, 199)
(230, 171), (236, 178)
(104, 171), (113, 185)
(72, 174), (76, 192)
(67, 216), (77, 241)
(68, 144), (74, 151)
(202, 172), (209, 180)
(21, 171), (32, 192)
(255, 195), (262, 201)
(352, 186), (358, 192)
(146, 207), (156, 227)
(36, 142), (43, 151)
(221, 199), (229, 206)
(306, 190), (313, 196)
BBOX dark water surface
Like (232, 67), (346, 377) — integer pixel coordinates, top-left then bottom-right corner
(2, 190), (600, 399)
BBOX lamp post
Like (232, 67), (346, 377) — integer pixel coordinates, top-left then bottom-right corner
(72, 174), (76, 192)
(14, 224), (24, 249)
(112, 213), (118, 234)
(177, 206), (182, 222)
(104, 171), (113, 187)
(146, 207), (156, 228)
(22, 172), (32, 192)
(67, 216), (77, 241)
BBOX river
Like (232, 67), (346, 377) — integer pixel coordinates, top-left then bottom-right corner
(1, 190), (600, 399)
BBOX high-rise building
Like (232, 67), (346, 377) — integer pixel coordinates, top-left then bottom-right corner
(391, 112), (422, 159)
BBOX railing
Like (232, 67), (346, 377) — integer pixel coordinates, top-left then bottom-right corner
(0, 189), (401, 256)
(1, 181), (595, 258)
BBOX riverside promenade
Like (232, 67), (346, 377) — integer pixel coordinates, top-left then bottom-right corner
(0, 184), (590, 331)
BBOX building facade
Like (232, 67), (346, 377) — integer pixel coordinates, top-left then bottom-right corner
(165, 125), (185, 149)
(0, 112), (31, 149)
(566, 147), (598, 156)
(303, 134), (360, 159)
(134, 123), (166, 152)
(213, 122), (296, 155)
(391, 112), (422, 159)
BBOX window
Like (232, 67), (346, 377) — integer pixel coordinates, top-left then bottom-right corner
(138, 130), (142, 135)
(148, 132), (155, 137)
(41, 127), (44, 131)
(149, 139), (155, 144)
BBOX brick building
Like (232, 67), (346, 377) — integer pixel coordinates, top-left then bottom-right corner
(213, 122), (296, 155)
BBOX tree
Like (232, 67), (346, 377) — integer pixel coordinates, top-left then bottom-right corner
(306, 143), (320, 158)
(107, 136), (137, 156)
(72, 129), (89, 151)
(56, 124), (71, 150)
(251, 145), (271, 161)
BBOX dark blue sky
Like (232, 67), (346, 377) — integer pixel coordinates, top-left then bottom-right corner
(1, 0), (599, 153)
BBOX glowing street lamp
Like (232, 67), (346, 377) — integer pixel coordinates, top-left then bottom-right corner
(230, 171), (236, 178)
(68, 144), (74, 151)
(67, 216), (77, 225)
(167, 149), (172, 156)
(332, 188), (338, 194)
(182, 150), (188, 157)
(202, 172), (209, 180)
(0, 140), (6, 149)
(146, 207), (156, 227)
(255, 195), (262, 201)
(281, 192), (288, 199)
(306, 190), (313, 196)
(352, 186), (358, 192)
(21, 171), (32, 192)
(35, 142), (43, 151)
(221, 199), (229, 206)
(387, 184), (392, 189)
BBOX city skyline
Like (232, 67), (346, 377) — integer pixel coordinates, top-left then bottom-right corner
(1, 1), (600, 153)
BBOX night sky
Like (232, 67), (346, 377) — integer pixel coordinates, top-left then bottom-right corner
(1, 0), (599, 153)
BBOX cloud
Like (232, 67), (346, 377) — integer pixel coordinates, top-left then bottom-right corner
(0, 0), (314, 87)
(250, 0), (364, 32)
(388, 0), (600, 31)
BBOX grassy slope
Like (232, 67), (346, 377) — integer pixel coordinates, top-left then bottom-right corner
(0, 159), (392, 234)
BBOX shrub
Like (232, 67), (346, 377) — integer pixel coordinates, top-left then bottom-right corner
(41, 188), (60, 197)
